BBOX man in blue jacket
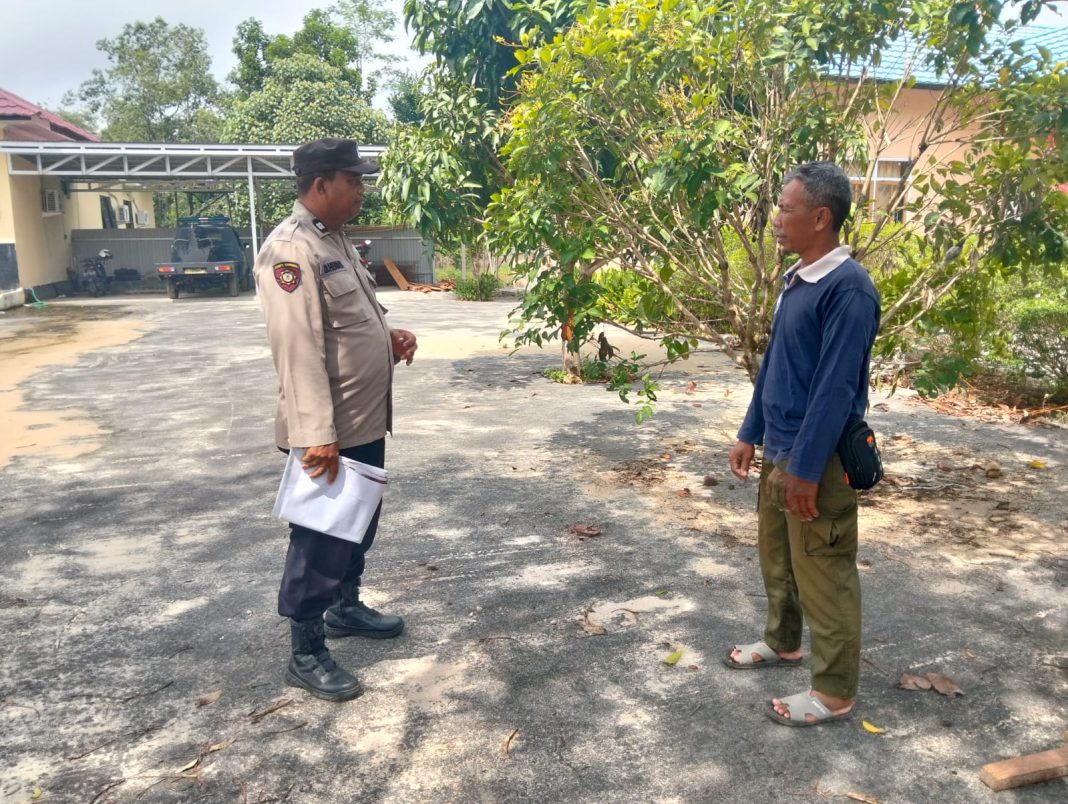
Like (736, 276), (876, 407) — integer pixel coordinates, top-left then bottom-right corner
(724, 162), (880, 726)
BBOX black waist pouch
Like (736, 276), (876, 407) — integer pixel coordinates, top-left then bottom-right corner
(836, 419), (884, 490)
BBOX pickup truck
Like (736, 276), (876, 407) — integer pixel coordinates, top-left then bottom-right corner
(156, 216), (252, 299)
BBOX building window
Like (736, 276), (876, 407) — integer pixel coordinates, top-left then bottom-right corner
(848, 159), (908, 223)
(100, 196), (117, 229)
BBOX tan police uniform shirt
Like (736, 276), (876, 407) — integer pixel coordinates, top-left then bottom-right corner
(254, 200), (393, 450)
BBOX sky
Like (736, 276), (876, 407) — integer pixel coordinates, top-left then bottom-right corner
(0, 0), (1064, 114)
(0, 0), (427, 111)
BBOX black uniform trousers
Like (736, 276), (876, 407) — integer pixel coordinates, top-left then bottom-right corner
(277, 438), (385, 620)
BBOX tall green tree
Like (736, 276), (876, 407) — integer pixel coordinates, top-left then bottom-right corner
(386, 71), (425, 125)
(230, 2), (400, 103)
(381, 0), (592, 250)
(223, 55), (390, 226)
(484, 0), (1066, 400)
(64, 17), (222, 142)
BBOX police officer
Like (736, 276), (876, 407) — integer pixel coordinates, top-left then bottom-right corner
(255, 138), (418, 702)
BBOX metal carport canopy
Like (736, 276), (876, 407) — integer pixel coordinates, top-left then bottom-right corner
(0, 141), (386, 252)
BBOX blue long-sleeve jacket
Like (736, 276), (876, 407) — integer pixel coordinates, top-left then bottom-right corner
(738, 255), (880, 483)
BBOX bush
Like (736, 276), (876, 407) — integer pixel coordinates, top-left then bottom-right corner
(1007, 295), (1068, 393)
(453, 273), (501, 301)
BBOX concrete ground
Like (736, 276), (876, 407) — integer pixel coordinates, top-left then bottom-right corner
(0, 289), (1065, 803)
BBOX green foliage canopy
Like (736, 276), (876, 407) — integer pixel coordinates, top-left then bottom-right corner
(65, 17), (222, 142)
(223, 55), (390, 226)
(486, 0), (1067, 385)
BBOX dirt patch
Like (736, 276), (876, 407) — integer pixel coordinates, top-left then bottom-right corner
(0, 311), (147, 468)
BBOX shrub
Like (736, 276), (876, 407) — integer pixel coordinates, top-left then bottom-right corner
(453, 273), (501, 301)
(1007, 295), (1068, 393)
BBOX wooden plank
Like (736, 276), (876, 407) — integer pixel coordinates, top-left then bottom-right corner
(979, 746), (1068, 791)
(382, 257), (412, 291)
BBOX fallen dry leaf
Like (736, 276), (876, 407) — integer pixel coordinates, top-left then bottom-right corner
(861, 720), (886, 734)
(176, 757), (200, 774)
(1028, 459), (1047, 470)
(937, 461), (954, 471)
(663, 649), (683, 666)
(196, 690), (223, 708)
(208, 738), (235, 753)
(502, 728), (520, 756)
(847, 793), (882, 804)
(686, 381), (697, 393)
(897, 672), (933, 691)
(248, 697), (293, 723)
(926, 672), (964, 697)
(659, 453), (672, 460)
(963, 648), (977, 660)
(675, 488), (692, 497)
(568, 523), (601, 537)
(872, 403), (890, 412)
(984, 461), (1002, 478)
(702, 475), (719, 486)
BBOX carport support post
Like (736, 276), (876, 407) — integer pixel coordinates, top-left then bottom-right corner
(246, 162), (260, 254)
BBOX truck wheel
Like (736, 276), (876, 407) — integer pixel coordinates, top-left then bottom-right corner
(228, 273), (239, 297)
(166, 279), (179, 300)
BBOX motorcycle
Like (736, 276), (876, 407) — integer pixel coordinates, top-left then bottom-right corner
(80, 249), (112, 296)
(354, 239), (372, 271)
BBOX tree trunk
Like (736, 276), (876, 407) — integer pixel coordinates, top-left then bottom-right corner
(561, 311), (582, 383)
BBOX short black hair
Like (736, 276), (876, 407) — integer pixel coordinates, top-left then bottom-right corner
(296, 170), (337, 196)
(783, 162), (853, 232)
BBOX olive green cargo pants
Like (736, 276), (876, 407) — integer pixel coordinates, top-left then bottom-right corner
(758, 453), (861, 698)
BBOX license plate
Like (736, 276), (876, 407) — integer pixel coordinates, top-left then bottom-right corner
(184, 268), (207, 275)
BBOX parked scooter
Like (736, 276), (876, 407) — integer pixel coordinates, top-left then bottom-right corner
(354, 239), (372, 271)
(80, 249), (112, 296)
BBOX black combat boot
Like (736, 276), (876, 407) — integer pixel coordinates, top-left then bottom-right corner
(285, 617), (363, 702)
(323, 579), (404, 639)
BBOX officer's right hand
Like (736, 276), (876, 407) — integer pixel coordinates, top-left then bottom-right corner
(303, 442), (340, 484)
(728, 440), (756, 483)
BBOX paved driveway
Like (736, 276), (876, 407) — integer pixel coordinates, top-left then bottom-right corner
(0, 290), (1064, 802)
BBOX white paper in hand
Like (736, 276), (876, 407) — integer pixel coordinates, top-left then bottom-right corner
(272, 448), (388, 543)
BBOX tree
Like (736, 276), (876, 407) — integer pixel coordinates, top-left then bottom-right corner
(223, 54), (390, 226)
(64, 17), (222, 142)
(387, 71), (425, 125)
(486, 0), (1066, 400)
(334, 0), (402, 79)
(230, 3), (400, 104)
(381, 1), (591, 247)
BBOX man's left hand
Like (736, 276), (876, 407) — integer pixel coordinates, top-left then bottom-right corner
(785, 473), (820, 522)
(390, 328), (418, 365)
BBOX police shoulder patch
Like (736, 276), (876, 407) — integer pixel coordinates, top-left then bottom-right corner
(273, 262), (302, 293)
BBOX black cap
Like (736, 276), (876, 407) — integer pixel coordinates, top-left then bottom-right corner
(292, 138), (379, 176)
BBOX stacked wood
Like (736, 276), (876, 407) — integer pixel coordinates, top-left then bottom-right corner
(383, 258), (453, 293)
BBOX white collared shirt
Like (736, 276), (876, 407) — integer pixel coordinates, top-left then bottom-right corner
(784, 244), (852, 286)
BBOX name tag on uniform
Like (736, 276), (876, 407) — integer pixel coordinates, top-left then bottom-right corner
(322, 261), (346, 275)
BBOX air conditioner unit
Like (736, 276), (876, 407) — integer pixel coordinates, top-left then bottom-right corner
(117, 206), (132, 224)
(135, 210), (150, 226)
(41, 189), (63, 214)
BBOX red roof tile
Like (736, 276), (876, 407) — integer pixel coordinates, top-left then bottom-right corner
(0, 88), (99, 142)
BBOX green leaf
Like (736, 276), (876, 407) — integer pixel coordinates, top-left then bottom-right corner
(663, 649), (683, 666)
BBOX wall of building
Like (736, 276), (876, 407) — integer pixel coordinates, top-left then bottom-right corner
(66, 189), (156, 231)
(8, 173), (69, 288)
